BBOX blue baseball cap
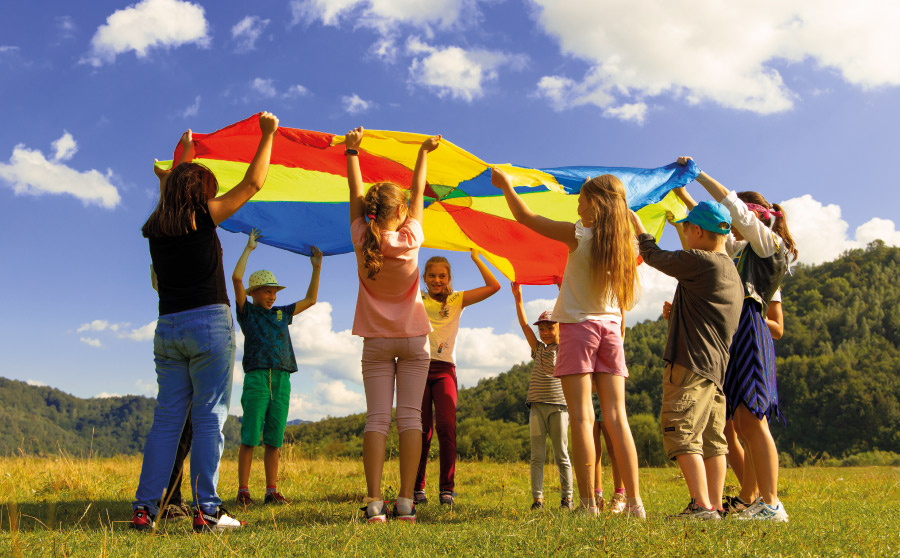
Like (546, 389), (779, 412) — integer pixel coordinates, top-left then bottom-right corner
(674, 200), (732, 234)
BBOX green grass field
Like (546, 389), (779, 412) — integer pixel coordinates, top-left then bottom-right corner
(1, 451), (898, 557)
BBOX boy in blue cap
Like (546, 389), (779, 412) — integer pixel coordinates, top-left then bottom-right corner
(628, 196), (743, 520)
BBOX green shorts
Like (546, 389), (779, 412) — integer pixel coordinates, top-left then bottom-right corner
(240, 369), (291, 448)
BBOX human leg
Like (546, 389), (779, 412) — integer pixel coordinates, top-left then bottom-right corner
(361, 338), (396, 501)
(559, 374), (596, 508)
(724, 419), (745, 485)
(734, 405), (780, 505)
(415, 372), (435, 492)
(165, 417), (192, 506)
(394, 336), (430, 501)
(261, 371), (290, 491)
(675, 453), (711, 509)
(594, 373), (640, 500)
(529, 405), (549, 502)
(547, 406), (573, 502)
(430, 362), (458, 492)
(600, 421), (624, 491)
(238, 369), (269, 496)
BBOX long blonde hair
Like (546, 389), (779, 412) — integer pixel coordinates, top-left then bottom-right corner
(580, 174), (639, 311)
(361, 182), (408, 279)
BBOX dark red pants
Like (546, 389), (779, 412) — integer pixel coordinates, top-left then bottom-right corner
(415, 360), (458, 491)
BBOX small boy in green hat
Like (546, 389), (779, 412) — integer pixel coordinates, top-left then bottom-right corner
(232, 229), (323, 505)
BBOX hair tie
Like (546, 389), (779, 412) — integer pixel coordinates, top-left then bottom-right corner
(367, 213), (376, 220)
(746, 202), (782, 220)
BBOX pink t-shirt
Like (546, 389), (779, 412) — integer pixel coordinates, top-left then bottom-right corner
(351, 216), (432, 338)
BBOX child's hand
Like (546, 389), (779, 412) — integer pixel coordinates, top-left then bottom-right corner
(470, 249), (481, 262)
(420, 135), (442, 153)
(310, 246), (323, 268)
(511, 282), (522, 300)
(153, 159), (169, 181)
(259, 111), (279, 136)
(490, 167), (511, 189)
(628, 210), (646, 234)
(247, 228), (261, 250)
(662, 301), (672, 320)
(345, 126), (364, 150)
(676, 156), (693, 166)
(180, 129), (193, 150)
(665, 210), (677, 225)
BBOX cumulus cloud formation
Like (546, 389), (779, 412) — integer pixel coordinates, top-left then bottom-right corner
(181, 95), (201, 117)
(780, 195), (900, 265)
(83, 0), (209, 67)
(26, 379), (48, 387)
(455, 327), (530, 387)
(75, 319), (156, 342)
(289, 303), (363, 383)
(288, 371), (367, 420)
(80, 337), (102, 348)
(0, 132), (120, 208)
(290, 0), (475, 31)
(342, 93), (372, 114)
(232, 15), (270, 52)
(407, 37), (527, 102)
(249, 78), (308, 100)
(531, 0), (900, 117)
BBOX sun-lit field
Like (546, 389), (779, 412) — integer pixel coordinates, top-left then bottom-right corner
(1, 450), (898, 557)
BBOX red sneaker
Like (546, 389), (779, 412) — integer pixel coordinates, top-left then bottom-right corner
(130, 506), (156, 531)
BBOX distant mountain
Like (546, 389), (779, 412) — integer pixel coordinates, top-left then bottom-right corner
(0, 378), (241, 457)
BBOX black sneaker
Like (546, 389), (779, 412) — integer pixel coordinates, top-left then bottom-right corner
(361, 502), (388, 524)
(722, 495), (749, 516)
(392, 502), (417, 523)
(531, 500), (543, 511)
(264, 492), (291, 505)
(413, 490), (428, 506)
(439, 490), (456, 506)
(193, 506), (247, 532)
(669, 499), (720, 521)
(130, 506), (156, 531)
(560, 497), (574, 510)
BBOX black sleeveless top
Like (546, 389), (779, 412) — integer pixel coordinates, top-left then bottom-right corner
(733, 242), (789, 308)
(148, 205), (230, 316)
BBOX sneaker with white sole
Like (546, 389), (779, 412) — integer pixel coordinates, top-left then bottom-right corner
(193, 506), (247, 532)
(734, 498), (789, 522)
(561, 497), (574, 511)
(624, 503), (647, 519)
(130, 506), (156, 531)
(722, 495), (750, 516)
(392, 502), (417, 523)
(362, 503), (388, 524)
(608, 493), (626, 514)
(669, 499), (721, 521)
(439, 490), (456, 506)
(414, 490), (428, 506)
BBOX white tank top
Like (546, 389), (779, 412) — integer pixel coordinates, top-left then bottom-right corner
(551, 220), (622, 324)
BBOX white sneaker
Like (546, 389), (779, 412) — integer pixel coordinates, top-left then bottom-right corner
(624, 504), (647, 519)
(734, 498), (789, 522)
(193, 506), (246, 532)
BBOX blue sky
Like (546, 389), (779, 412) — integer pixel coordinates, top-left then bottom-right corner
(2, 0), (899, 420)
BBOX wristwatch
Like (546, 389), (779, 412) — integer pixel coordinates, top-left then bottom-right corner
(344, 148), (359, 156)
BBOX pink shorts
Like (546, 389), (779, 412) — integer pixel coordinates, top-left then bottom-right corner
(554, 320), (628, 378)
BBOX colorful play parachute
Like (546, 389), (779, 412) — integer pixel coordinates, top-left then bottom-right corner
(158, 115), (699, 285)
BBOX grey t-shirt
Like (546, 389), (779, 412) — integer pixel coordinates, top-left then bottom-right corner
(637, 233), (743, 389)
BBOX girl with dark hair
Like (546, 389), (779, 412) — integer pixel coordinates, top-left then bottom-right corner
(132, 112), (279, 532)
(345, 126), (441, 523)
(677, 156), (797, 522)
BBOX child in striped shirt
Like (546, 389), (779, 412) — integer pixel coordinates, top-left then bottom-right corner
(512, 283), (573, 511)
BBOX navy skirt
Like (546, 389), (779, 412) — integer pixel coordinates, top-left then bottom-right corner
(724, 299), (784, 424)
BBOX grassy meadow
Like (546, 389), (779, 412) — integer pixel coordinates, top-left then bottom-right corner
(1, 448), (898, 557)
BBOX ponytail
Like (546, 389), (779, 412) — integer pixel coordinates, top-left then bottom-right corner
(737, 191), (799, 263)
(361, 182), (408, 279)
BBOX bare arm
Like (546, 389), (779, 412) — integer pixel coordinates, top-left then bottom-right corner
(409, 135), (442, 223)
(462, 250), (501, 307)
(667, 211), (690, 250)
(345, 126), (365, 223)
(293, 247), (323, 315)
(490, 167), (577, 251)
(677, 157), (728, 203)
(209, 112), (279, 225)
(231, 229), (260, 313)
(511, 283), (538, 352)
(766, 300), (784, 339)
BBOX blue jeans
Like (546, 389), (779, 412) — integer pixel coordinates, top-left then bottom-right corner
(133, 304), (235, 515)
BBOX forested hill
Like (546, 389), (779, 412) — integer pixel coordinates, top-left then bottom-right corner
(3, 242), (898, 463)
(0, 378), (241, 456)
(288, 241), (900, 465)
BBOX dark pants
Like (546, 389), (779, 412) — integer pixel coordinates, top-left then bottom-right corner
(415, 361), (458, 492)
(165, 417), (192, 505)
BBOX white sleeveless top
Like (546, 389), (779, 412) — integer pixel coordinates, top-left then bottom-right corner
(551, 220), (622, 324)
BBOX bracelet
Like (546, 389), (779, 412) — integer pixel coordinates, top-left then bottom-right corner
(344, 148), (359, 156)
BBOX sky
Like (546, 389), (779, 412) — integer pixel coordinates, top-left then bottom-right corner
(2, 0), (900, 421)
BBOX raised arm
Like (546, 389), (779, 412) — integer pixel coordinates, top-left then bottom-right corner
(409, 135), (441, 223)
(293, 247), (323, 315)
(231, 229), (260, 313)
(209, 112), (279, 225)
(511, 283), (538, 352)
(154, 130), (195, 197)
(490, 167), (577, 251)
(345, 126), (365, 223)
(677, 157), (727, 203)
(462, 250), (501, 307)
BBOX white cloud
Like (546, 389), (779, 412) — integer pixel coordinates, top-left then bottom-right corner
(0, 46), (19, 54)
(136, 379), (156, 395)
(83, 0), (209, 67)
(75, 319), (155, 342)
(95, 392), (123, 398)
(407, 37), (527, 102)
(289, 302), (363, 383)
(251, 77), (278, 98)
(288, 373), (367, 421)
(232, 15), (270, 52)
(80, 337), (102, 348)
(603, 103), (649, 125)
(531, 0), (900, 117)
(455, 327), (530, 387)
(77, 320), (114, 333)
(0, 132), (120, 209)
(51, 132), (77, 161)
(342, 93), (372, 114)
(290, 0), (476, 31)
(26, 379), (47, 387)
(119, 321), (157, 342)
(286, 84), (309, 97)
(181, 95), (201, 118)
(780, 195), (900, 265)
(629, 264), (678, 326)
